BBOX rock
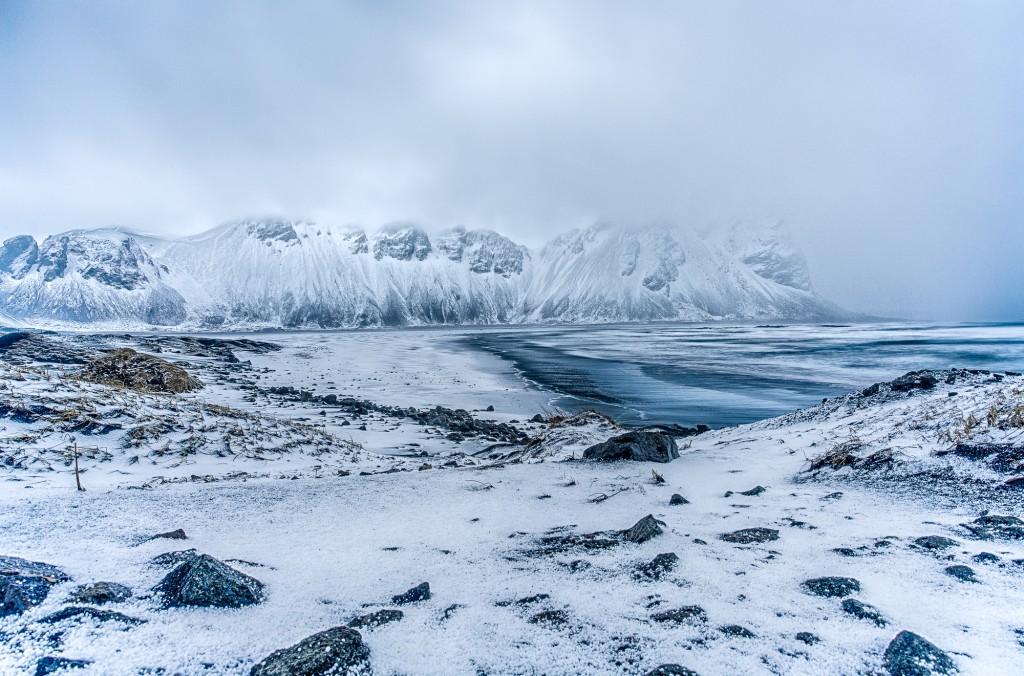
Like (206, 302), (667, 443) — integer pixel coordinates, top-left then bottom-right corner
(35, 657), (92, 675)
(822, 492), (844, 500)
(651, 606), (707, 624)
(79, 348), (202, 393)
(962, 514), (1024, 540)
(719, 624), (756, 638)
(150, 549), (198, 567)
(68, 582), (133, 605)
(890, 371), (939, 392)
(38, 606), (146, 626)
(529, 609), (569, 626)
(348, 609), (403, 629)
(720, 528), (779, 544)
(739, 486), (766, 496)
(841, 599), (887, 626)
(642, 665), (699, 676)
(913, 536), (959, 550)
(154, 554), (264, 608)
(883, 630), (957, 675)
(669, 494), (689, 505)
(635, 553), (679, 580)
(795, 632), (820, 645)
(624, 515), (667, 543)
(530, 414), (545, 423)
(944, 565), (978, 583)
(391, 582), (430, 605)
(583, 432), (679, 463)
(0, 555), (70, 617)
(972, 552), (1000, 564)
(250, 626), (371, 676)
(150, 528), (187, 540)
(833, 548), (859, 557)
(802, 577), (861, 597)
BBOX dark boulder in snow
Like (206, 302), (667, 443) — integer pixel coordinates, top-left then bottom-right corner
(962, 514), (1024, 540)
(669, 493), (689, 505)
(0, 555), (70, 617)
(149, 528), (188, 541)
(651, 606), (707, 624)
(38, 606), (146, 626)
(635, 552), (679, 580)
(624, 515), (666, 543)
(150, 549), (198, 567)
(154, 554), (264, 608)
(801, 577), (861, 598)
(348, 609), (403, 629)
(913, 535), (958, 550)
(719, 624), (756, 638)
(80, 348), (202, 393)
(719, 528), (779, 544)
(583, 432), (679, 463)
(391, 582), (430, 605)
(882, 630), (957, 675)
(35, 656), (92, 675)
(642, 665), (700, 676)
(795, 632), (820, 645)
(944, 565), (978, 583)
(68, 581), (132, 605)
(249, 626), (371, 676)
(841, 598), (887, 626)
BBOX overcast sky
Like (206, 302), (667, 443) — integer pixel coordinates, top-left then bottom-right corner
(1, 1), (1021, 320)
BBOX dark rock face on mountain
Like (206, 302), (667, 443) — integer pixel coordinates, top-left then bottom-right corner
(373, 226), (432, 261)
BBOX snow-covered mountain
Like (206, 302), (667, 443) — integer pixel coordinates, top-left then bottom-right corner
(0, 219), (845, 329)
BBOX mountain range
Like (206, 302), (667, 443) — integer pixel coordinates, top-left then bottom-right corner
(0, 219), (846, 329)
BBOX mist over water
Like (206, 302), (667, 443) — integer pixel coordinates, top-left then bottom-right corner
(462, 322), (1024, 427)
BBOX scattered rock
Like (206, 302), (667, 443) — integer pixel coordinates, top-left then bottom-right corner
(529, 609), (569, 627)
(35, 657), (92, 675)
(651, 606), (707, 624)
(962, 514), (1024, 540)
(348, 609), (403, 629)
(154, 554), (265, 608)
(150, 549), (198, 567)
(913, 536), (959, 550)
(624, 515), (667, 543)
(642, 665), (699, 676)
(391, 582), (430, 605)
(38, 606), (146, 626)
(972, 552), (999, 564)
(802, 577), (861, 598)
(635, 553), (679, 580)
(841, 599), (887, 626)
(67, 582), (133, 605)
(530, 414), (544, 423)
(149, 529), (187, 541)
(250, 626), (371, 676)
(822, 492), (844, 500)
(882, 630), (957, 675)
(0, 555), (70, 617)
(795, 632), (820, 645)
(719, 624), (756, 638)
(833, 548), (859, 557)
(739, 486), (766, 496)
(79, 348), (202, 393)
(944, 565), (978, 583)
(669, 494), (689, 505)
(582, 432), (679, 463)
(720, 528), (779, 544)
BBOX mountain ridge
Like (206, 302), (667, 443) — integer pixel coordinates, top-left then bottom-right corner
(0, 219), (850, 329)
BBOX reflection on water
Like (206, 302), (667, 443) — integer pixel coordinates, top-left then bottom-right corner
(462, 323), (1024, 428)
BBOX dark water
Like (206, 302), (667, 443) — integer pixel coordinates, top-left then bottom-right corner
(462, 322), (1024, 427)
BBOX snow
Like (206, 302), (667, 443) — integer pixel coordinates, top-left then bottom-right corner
(0, 331), (1022, 674)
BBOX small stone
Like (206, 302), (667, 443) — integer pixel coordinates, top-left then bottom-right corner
(68, 582), (133, 605)
(841, 598), (888, 626)
(669, 494), (689, 505)
(642, 665), (699, 676)
(150, 528), (187, 540)
(348, 609), (403, 629)
(624, 515), (667, 543)
(249, 626), (370, 676)
(833, 548), (858, 557)
(35, 657), (92, 675)
(882, 630), (957, 675)
(651, 606), (707, 624)
(38, 606), (146, 626)
(972, 552), (1000, 563)
(944, 565), (978, 583)
(739, 486), (766, 496)
(529, 609), (569, 627)
(913, 536), (959, 550)
(486, 405), (495, 412)
(391, 582), (430, 605)
(802, 577), (861, 597)
(795, 632), (820, 645)
(822, 492), (844, 500)
(720, 528), (779, 544)
(719, 624), (756, 638)
(530, 414), (544, 423)
(635, 553), (679, 580)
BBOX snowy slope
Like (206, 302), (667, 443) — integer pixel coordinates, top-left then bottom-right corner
(0, 220), (845, 329)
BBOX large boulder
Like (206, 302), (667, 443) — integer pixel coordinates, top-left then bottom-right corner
(79, 348), (202, 393)
(0, 555), (71, 617)
(250, 626), (371, 676)
(154, 554), (264, 608)
(883, 630), (957, 675)
(583, 432), (679, 463)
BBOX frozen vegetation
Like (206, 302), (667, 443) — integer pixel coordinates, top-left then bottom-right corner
(0, 330), (1021, 674)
